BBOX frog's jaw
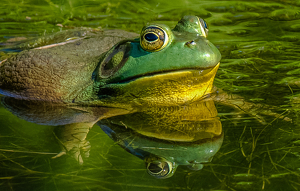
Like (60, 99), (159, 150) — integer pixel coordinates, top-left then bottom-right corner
(98, 63), (219, 107)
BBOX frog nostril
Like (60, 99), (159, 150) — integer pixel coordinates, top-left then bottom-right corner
(185, 41), (196, 47)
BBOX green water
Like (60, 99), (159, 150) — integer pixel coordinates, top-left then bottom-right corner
(1, 0), (300, 190)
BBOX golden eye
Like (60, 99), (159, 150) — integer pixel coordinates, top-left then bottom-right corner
(140, 26), (169, 52)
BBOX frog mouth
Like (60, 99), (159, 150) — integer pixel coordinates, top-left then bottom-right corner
(99, 63), (220, 106)
(116, 65), (218, 84)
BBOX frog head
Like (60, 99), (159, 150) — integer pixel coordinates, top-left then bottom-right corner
(94, 15), (221, 106)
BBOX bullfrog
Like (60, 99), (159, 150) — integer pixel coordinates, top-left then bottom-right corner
(0, 15), (221, 107)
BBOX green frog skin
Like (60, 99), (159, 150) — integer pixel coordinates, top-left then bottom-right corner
(0, 15), (221, 107)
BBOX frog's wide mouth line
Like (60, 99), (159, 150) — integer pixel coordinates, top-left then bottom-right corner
(115, 63), (220, 84)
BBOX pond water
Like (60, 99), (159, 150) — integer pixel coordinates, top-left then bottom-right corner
(1, 0), (300, 190)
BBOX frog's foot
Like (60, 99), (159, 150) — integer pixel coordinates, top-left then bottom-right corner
(52, 140), (91, 164)
(51, 122), (95, 164)
(67, 140), (91, 164)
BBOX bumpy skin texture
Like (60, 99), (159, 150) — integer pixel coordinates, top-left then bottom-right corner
(0, 30), (138, 102)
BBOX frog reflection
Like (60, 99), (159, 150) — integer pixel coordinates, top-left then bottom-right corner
(1, 96), (134, 164)
(1, 95), (223, 178)
(99, 99), (223, 178)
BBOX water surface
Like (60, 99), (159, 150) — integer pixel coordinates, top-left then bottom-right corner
(1, 0), (300, 190)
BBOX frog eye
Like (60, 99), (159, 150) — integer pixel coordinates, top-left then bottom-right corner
(198, 18), (209, 37)
(140, 25), (169, 52)
(146, 160), (174, 179)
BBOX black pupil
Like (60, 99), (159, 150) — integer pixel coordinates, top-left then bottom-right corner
(148, 163), (162, 173)
(145, 33), (158, 41)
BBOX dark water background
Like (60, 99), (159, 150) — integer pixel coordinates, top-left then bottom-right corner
(1, 0), (300, 190)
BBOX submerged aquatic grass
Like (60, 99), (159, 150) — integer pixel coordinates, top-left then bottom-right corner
(1, 0), (300, 190)
(1, 102), (300, 190)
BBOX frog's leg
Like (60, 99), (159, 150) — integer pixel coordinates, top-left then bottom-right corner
(51, 107), (135, 164)
(52, 121), (96, 164)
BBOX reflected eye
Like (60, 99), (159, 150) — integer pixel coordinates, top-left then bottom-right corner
(140, 26), (169, 52)
(198, 18), (209, 37)
(146, 160), (173, 179)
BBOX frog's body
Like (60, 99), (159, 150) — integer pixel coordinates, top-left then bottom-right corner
(0, 16), (221, 106)
(0, 30), (139, 103)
